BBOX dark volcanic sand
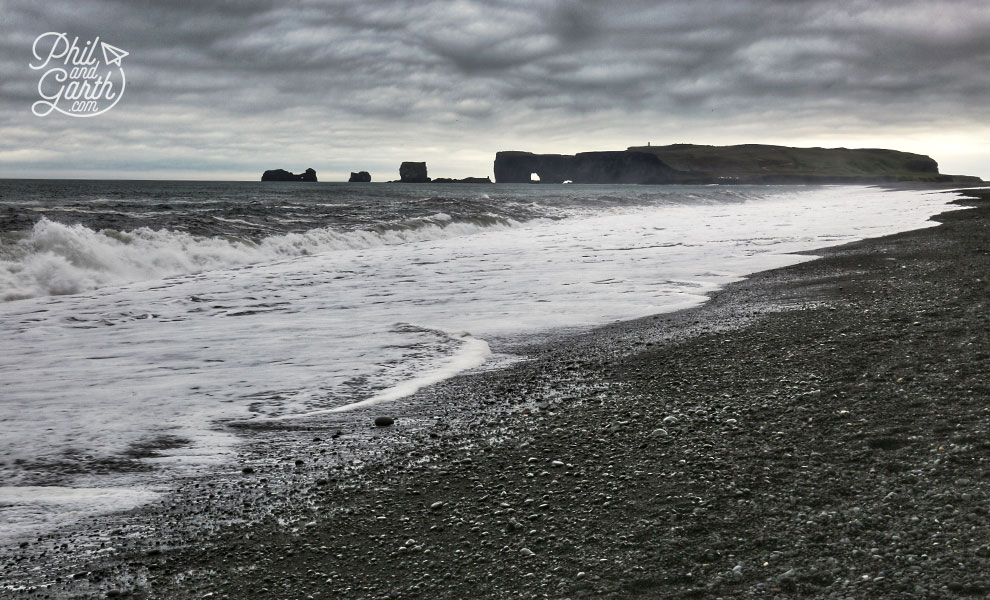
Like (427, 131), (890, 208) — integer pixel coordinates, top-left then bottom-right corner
(4, 189), (989, 599)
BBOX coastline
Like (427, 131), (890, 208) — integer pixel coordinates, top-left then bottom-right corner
(3, 188), (988, 598)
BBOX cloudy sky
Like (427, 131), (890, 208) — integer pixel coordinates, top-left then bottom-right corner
(2, 0), (989, 180)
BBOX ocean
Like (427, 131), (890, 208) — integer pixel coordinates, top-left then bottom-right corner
(0, 180), (962, 543)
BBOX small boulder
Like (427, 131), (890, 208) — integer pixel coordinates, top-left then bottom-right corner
(374, 416), (395, 427)
(430, 176), (493, 184)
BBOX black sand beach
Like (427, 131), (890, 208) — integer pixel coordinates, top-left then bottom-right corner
(4, 188), (988, 599)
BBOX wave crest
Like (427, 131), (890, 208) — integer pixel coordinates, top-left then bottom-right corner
(0, 215), (520, 301)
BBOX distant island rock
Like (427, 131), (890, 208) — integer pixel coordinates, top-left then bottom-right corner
(261, 168), (317, 182)
(348, 171), (371, 182)
(494, 145), (983, 185)
(399, 162), (430, 183)
(431, 176), (493, 184)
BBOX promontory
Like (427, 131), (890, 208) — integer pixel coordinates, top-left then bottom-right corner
(493, 144), (982, 185)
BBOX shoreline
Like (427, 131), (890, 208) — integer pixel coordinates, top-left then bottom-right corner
(3, 188), (988, 598)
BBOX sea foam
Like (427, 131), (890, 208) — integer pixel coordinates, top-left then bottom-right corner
(0, 185), (964, 544)
(0, 215), (522, 301)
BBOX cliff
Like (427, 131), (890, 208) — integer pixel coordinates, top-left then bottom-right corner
(626, 144), (978, 183)
(494, 145), (982, 184)
(261, 168), (317, 182)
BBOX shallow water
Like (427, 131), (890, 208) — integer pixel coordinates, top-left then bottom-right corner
(0, 181), (961, 543)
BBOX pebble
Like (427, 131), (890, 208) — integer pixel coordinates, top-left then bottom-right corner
(520, 548), (535, 556)
(374, 416), (395, 427)
(662, 415), (678, 425)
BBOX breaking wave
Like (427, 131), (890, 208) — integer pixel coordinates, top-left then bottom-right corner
(0, 215), (522, 300)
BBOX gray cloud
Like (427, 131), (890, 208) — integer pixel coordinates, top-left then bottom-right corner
(2, 0), (989, 179)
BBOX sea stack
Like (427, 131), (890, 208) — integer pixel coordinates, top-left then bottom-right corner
(399, 162), (430, 183)
(261, 168), (318, 182)
(349, 171), (371, 182)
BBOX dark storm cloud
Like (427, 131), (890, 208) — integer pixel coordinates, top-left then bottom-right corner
(2, 0), (989, 178)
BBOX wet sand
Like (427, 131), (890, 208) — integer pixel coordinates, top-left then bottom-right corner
(4, 188), (989, 599)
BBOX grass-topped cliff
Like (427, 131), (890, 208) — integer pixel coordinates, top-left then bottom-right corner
(627, 144), (981, 184)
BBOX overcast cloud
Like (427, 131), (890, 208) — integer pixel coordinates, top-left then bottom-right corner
(2, 0), (989, 180)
